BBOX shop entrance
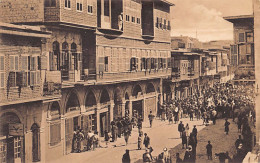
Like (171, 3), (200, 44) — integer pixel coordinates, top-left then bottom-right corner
(132, 100), (143, 119)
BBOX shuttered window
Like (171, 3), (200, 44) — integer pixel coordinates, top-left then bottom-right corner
(50, 123), (61, 146)
(9, 56), (19, 87)
(0, 56), (4, 88)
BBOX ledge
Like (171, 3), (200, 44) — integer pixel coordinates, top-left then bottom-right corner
(97, 27), (123, 35)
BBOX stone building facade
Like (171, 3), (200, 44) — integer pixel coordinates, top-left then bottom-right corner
(0, 0), (173, 162)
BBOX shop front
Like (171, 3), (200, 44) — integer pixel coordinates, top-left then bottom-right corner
(0, 112), (24, 163)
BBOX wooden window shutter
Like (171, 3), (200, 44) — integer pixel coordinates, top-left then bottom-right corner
(16, 72), (23, 87)
(8, 72), (16, 87)
(10, 56), (15, 71)
(21, 56), (28, 71)
(0, 56), (4, 71)
(0, 72), (4, 88)
(15, 56), (19, 71)
(98, 57), (104, 72)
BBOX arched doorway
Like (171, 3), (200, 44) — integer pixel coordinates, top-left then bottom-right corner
(31, 123), (40, 162)
(113, 88), (123, 119)
(0, 112), (23, 163)
(132, 85), (143, 119)
(65, 92), (80, 154)
(83, 90), (97, 134)
(49, 102), (61, 147)
(145, 83), (156, 117)
(163, 82), (172, 103)
(99, 89), (110, 137)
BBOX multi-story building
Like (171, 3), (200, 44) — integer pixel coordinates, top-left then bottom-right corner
(0, 0), (173, 162)
(167, 36), (201, 100)
(0, 22), (51, 163)
(224, 15), (255, 84)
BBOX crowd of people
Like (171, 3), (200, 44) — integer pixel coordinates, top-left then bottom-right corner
(156, 82), (255, 163)
(70, 81), (255, 163)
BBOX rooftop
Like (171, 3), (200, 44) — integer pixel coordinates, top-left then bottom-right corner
(223, 15), (254, 23)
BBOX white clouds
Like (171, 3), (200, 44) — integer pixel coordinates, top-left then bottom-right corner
(170, 0), (252, 41)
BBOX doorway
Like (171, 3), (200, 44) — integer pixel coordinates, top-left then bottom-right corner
(31, 123), (40, 162)
(100, 112), (107, 137)
(132, 100), (143, 119)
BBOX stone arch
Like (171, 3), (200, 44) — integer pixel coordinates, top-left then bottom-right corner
(114, 87), (123, 103)
(146, 82), (155, 94)
(65, 91), (80, 113)
(53, 41), (60, 52)
(125, 92), (130, 100)
(0, 112), (21, 136)
(48, 101), (61, 119)
(100, 88), (110, 104)
(132, 84), (143, 97)
(85, 90), (97, 107)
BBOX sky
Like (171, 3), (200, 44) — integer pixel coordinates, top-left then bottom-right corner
(170, 0), (253, 42)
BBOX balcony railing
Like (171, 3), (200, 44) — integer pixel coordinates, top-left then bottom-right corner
(95, 69), (170, 83)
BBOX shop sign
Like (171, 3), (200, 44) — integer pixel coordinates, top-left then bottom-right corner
(9, 123), (24, 136)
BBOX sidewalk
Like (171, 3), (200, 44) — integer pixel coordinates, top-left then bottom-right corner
(50, 117), (206, 163)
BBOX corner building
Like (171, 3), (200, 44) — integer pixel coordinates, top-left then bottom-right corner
(0, 0), (173, 162)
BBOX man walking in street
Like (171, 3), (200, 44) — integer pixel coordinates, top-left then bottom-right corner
(178, 121), (184, 138)
(143, 133), (150, 149)
(224, 119), (230, 135)
(148, 111), (155, 128)
(206, 141), (213, 160)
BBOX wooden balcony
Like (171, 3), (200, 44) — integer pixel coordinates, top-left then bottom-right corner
(95, 68), (170, 84)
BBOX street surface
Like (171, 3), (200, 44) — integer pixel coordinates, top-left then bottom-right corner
(50, 118), (206, 163)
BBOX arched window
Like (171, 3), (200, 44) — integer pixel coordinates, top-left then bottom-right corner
(62, 42), (69, 51)
(146, 83), (155, 94)
(66, 92), (80, 112)
(132, 85), (142, 97)
(71, 43), (77, 53)
(0, 112), (20, 136)
(100, 89), (110, 104)
(85, 91), (97, 107)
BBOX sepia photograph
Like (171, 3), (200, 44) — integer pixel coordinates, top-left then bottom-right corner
(0, 0), (259, 162)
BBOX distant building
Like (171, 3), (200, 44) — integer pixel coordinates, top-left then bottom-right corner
(224, 15), (255, 83)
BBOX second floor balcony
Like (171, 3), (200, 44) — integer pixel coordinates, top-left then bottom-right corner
(95, 68), (171, 84)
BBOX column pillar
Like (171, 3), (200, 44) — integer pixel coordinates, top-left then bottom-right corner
(60, 115), (66, 155)
(109, 100), (114, 122)
(96, 103), (101, 136)
(129, 100), (133, 118)
(121, 100), (126, 118)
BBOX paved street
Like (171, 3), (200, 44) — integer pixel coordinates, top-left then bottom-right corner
(50, 118), (206, 163)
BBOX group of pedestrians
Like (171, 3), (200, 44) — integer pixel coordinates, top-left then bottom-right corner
(72, 128), (99, 153)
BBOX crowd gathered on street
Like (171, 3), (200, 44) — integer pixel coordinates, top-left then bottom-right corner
(66, 82), (255, 163)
